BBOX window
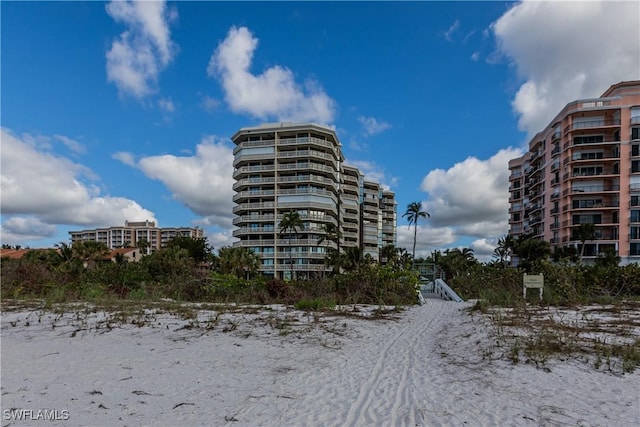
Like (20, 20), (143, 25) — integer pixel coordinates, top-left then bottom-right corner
(632, 195), (640, 207)
(631, 227), (640, 240)
(633, 160), (640, 173)
(631, 243), (640, 255)
(631, 210), (640, 223)
(633, 144), (640, 157)
(632, 127), (640, 140)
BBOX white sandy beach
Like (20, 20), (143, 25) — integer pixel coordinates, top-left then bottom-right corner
(1, 299), (639, 427)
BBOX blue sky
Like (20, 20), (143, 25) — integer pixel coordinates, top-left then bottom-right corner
(2, 1), (639, 261)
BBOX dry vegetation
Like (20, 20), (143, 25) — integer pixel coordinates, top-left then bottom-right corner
(472, 300), (640, 374)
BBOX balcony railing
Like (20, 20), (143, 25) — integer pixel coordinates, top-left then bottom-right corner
(278, 149), (336, 161)
(233, 139), (275, 154)
(570, 185), (620, 193)
(278, 175), (333, 185)
(571, 152), (619, 161)
(571, 169), (618, 177)
(278, 136), (336, 151)
(570, 119), (621, 130)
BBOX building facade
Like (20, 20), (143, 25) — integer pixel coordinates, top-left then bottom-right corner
(508, 81), (640, 264)
(69, 220), (204, 252)
(231, 122), (397, 279)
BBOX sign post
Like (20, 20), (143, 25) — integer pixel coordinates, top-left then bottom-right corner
(523, 273), (544, 300)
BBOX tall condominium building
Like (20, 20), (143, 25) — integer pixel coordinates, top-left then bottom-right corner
(231, 122), (397, 279)
(508, 81), (640, 264)
(69, 220), (204, 252)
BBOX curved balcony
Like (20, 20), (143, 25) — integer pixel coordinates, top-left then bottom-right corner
(565, 184), (620, 196)
(233, 227), (276, 237)
(233, 152), (275, 167)
(276, 252), (328, 260)
(233, 164), (275, 179)
(564, 119), (620, 134)
(275, 238), (327, 246)
(343, 174), (360, 185)
(277, 149), (337, 163)
(278, 136), (337, 151)
(275, 264), (327, 272)
(277, 175), (334, 186)
(233, 177), (276, 191)
(277, 200), (338, 211)
(233, 239), (276, 247)
(233, 214), (275, 226)
(233, 189), (275, 203)
(233, 202), (275, 214)
(570, 151), (619, 162)
(277, 162), (336, 175)
(233, 139), (275, 154)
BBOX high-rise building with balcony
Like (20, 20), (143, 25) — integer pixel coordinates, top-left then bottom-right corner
(69, 220), (204, 252)
(508, 81), (640, 264)
(231, 122), (397, 279)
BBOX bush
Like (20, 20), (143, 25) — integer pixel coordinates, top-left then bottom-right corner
(452, 262), (640, 307)
(294, 298), (336, 311)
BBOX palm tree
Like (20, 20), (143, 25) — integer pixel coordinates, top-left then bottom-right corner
(402, 201), (430, 267)
(397, 247), (412, 268)
(494, 235), (515, 267)
(54, 241), (74, 264)
(575, 223), (597, 264)
(279, 210), (303, 281)
(380, 244), (398, 266)
(137, 238), (151, 255)
(72, 241), (110, 269)
(317, 222), (341, 278)
(342, 246), (364, 272)
(218, 246), (261, 278)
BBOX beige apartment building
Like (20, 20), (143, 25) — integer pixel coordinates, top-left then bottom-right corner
(69, 220), (204, 252)
(509, 81), (640, 264)
(232, 122), (397, 279)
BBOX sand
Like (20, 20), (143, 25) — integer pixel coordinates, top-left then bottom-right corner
(1, 299), (639, 426)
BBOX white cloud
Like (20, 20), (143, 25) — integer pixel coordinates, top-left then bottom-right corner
(125, 135), (235, 229)
(459, 220), (510, 239)
(470, 237), (499, 262)
(208, 26), (336, 123)
(396, 224), (457, 259)
(106, 0), (177, 98)
(470, 52), (480, 62)
(358, 116), (391, 136)
(158, 97), (175, 113)
(54, 134), (85, 154)
(200, 95), (221, 113)
(444, 19), (460, 42)
(206, 231), (236, 253)
(0, 217), (57, 245)
(0, 128), (157, 241)
(414, 147), (523, 254)
(112, 151), (136, 167)
(492, 0), (640, 135)
(346, 160), (398, 190)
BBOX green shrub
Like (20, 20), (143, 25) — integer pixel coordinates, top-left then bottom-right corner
(294, 298), (336, 311)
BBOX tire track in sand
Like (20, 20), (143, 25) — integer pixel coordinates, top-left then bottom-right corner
(344, 299), (450, 426)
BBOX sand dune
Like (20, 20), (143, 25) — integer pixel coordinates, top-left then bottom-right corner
(1, 300), (638, 426)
